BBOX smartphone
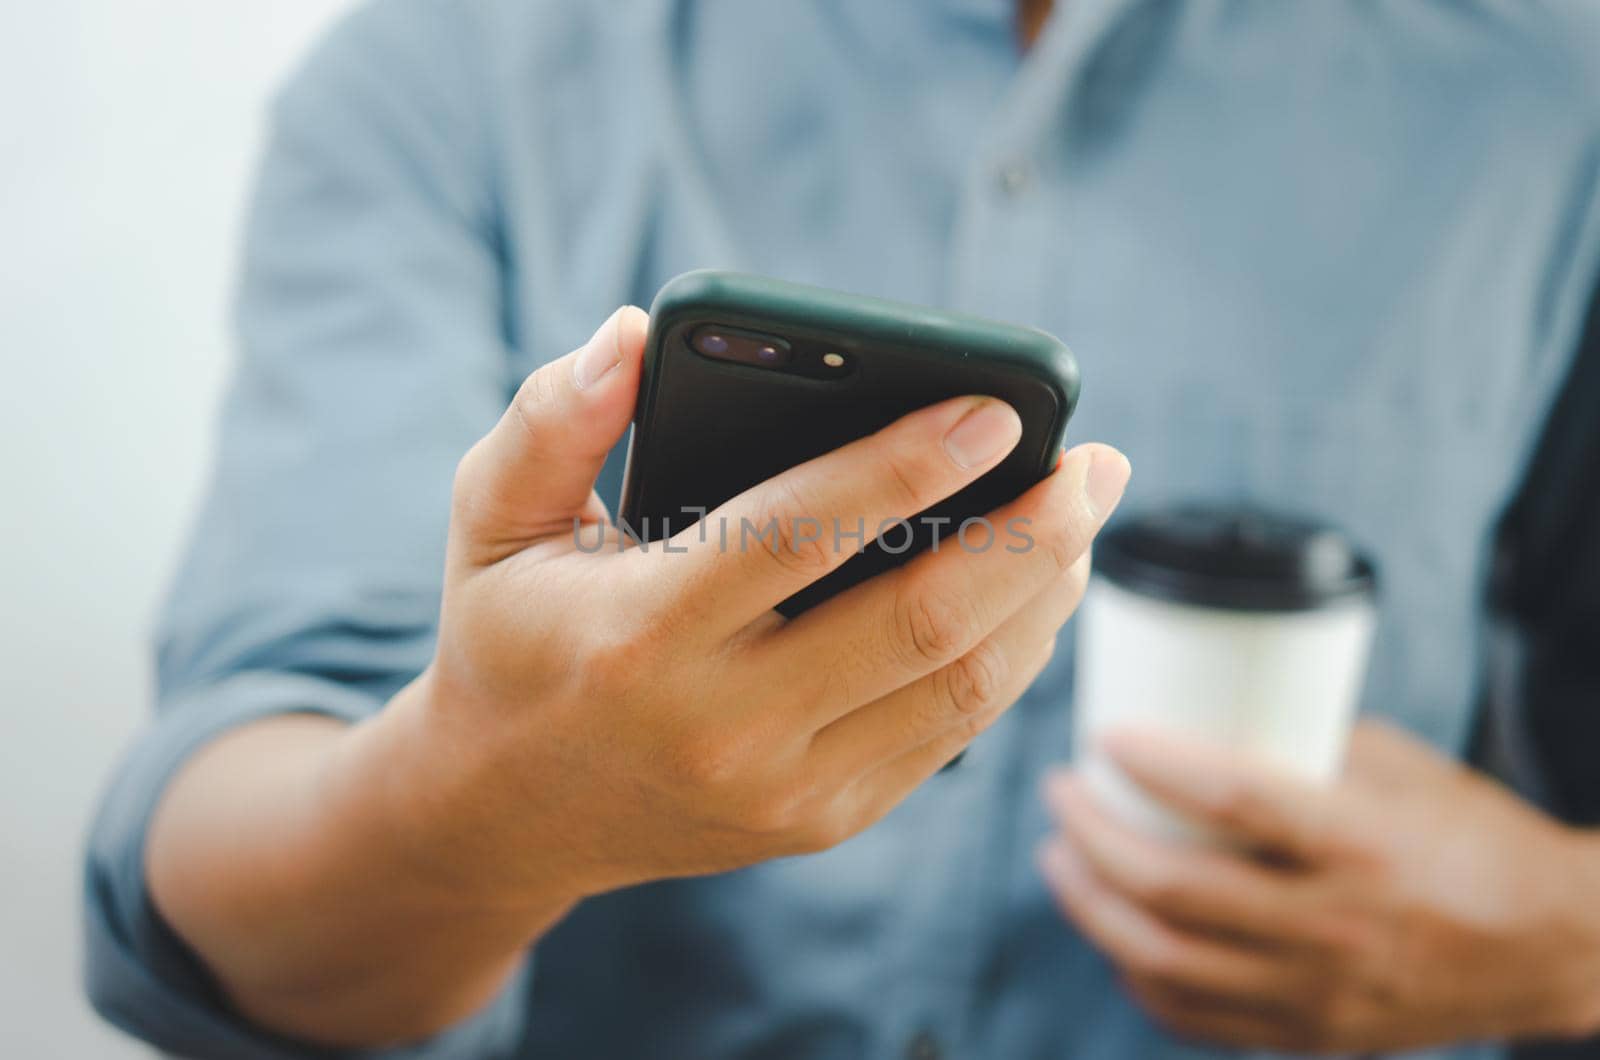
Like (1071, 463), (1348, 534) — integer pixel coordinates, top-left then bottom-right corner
(619, 270), (1080, 615)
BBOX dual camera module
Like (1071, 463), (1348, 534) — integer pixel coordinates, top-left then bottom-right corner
(690, 325), (852, 380)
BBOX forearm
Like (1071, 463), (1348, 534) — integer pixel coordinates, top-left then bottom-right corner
(144, 677), (577, 1048)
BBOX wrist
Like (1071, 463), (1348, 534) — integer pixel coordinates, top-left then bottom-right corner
(330, 670), (587, 925)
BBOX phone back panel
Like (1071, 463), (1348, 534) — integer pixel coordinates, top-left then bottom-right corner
(620, 271), (1079, 614)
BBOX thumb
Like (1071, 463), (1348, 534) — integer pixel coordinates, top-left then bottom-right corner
(451, 306), (648, 558)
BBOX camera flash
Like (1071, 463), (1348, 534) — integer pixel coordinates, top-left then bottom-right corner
(822, 352), (845, 368)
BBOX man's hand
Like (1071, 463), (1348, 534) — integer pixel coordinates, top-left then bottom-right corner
(146, 305), (1129, 1047)
(407, 305), (1129, 901)
(1038, 720), (1600, 1053)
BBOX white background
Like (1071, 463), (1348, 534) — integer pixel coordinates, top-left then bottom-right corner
(0, 3), (349, 1054)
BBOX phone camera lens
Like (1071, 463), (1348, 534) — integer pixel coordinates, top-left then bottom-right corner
(690, 325), (790, 367)
(695, 331), (730, 356)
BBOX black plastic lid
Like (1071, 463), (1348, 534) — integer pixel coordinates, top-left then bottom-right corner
(1095, 506), (1377, 612)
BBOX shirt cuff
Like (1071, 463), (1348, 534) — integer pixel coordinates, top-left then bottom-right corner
(83, 669), (530, 1059)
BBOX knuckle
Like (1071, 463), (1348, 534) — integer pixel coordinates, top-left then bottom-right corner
(774, 524), (833, 579)
(1207, 781), (1261, 831)
(1132, 862), (1189, 909)
(1325, 917), (1383, 971)
(1035, 635), (1059, 674)
(895, 583), (977, 668)
(577, 615), (661, 699)
(1063, 552), (1092, 603)
(751, 481), (834, 578)
(1126, 935), (1186, 985)
(739, 796), (795, 838)
(941, 639), (1010, 717)
(450, 440), (492, 517)
(672, 731), (752, 792)
(743, 776), (824, 840)
(576, 636), (641, 702)
(953, 709), (996, 747)
(511, 363), (562, 437)
(1141, 998), (1198, 1041)
(1039, 520), (1086, 576)
(935, 711), (991, 761)
(1298, 913), (1353, 958)
(877, 447), (933, 512)
(792, 804), (855, 854)
(1033, 477), (1097, 571)
(1123, 975), (1167, 1012)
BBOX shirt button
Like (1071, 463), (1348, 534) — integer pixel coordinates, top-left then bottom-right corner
(996, 161), (1033, 198)
(905, 1030), (943, 1060)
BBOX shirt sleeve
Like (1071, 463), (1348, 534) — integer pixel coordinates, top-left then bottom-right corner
(82, 2), (531, 1055)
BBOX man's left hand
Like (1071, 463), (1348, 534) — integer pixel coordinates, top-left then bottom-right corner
(1039, 720), (1600, 1053)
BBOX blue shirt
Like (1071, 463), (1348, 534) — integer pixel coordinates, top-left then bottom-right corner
(85, 1), (1600, 1057)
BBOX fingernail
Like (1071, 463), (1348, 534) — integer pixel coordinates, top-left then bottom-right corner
(1083, 447), (1131, 519)
(573, 312), (624, 390)
(944, 399), (1022, 469)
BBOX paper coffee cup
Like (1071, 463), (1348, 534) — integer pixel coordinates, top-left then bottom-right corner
(1073, 506), (1378, 843)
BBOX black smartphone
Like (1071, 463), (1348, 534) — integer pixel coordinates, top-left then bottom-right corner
(619, 270), (1080, 614)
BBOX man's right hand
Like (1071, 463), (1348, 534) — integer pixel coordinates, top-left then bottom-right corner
(145, 305), (1128, 1047)
(395, 305), (1131, 907)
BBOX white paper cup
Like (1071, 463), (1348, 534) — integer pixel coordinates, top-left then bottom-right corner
(1072, 507), (1377, 844)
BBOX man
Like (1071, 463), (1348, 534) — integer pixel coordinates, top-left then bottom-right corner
(86, 1), (1600, 1057)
